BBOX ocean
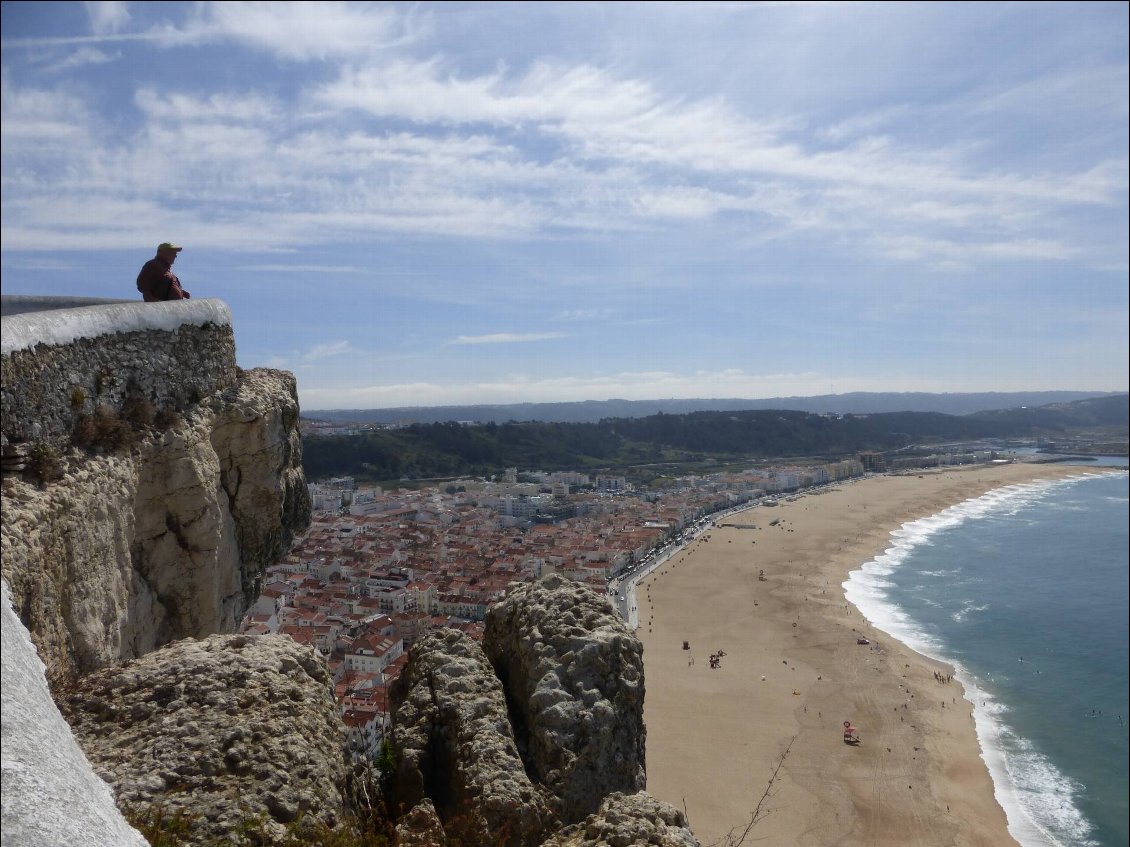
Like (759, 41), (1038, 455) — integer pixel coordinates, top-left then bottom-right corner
(844, 463), (1129, 847)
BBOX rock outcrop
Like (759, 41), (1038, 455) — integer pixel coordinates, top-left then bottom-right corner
(540, 792), (699, 847)
(1, 367), (309, 686)
(384, 577), (697, 847)
(60, 633), (351, 846)
(389, 627), (559, 847)
(483, 574), (646, 824)
(1, 289), (694, 847)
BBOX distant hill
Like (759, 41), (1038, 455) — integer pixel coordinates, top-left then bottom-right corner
(306, 391), (1123, 425)
(301, 394), (1128, 481)
(968, 394), (1129, 435)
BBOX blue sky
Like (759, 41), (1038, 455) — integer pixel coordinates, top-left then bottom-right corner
(2, 2), (1127, 411)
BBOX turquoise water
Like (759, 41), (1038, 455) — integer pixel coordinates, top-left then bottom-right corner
(845, 467), (1129, 847)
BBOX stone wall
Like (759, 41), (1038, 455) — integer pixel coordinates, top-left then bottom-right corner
(1, 299), (236, 447)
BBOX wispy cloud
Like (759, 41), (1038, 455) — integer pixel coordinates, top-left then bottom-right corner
(5, 2), (420, 59)
(301, 340), (353, 361)
(85, 1), (130, 35)
(187, 1), (420, 61)
(237, 264), (366, 274)
(39, 46), (120, 74)
(449, 333), (569, 346)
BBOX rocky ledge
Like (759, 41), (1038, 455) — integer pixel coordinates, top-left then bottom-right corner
(34, 575), (695, 847)
(60, 633), (352, 845)
(542, 792), (699, 847)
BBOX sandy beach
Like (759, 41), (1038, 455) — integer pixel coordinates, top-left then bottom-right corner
(639, 461), (1100, 847)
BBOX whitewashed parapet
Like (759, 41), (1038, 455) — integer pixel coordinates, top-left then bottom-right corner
(1, 299), (236, 446)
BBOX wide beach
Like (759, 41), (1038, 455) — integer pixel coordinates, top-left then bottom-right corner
(639, 462), (1097, 847)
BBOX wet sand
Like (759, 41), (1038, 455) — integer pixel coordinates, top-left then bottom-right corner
(639, 462), (1094, 847)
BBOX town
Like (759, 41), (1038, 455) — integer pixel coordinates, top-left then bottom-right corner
(240, 443), (1021, 762)
(239, 458), (875, 761)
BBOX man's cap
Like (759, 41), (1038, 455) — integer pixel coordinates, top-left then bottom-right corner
(158, 242), (183, 252)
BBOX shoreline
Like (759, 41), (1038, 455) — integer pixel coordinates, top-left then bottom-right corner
(638, 462), (1102, 847)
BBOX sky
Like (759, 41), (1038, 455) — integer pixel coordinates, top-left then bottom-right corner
(2, 2), (1127, 412)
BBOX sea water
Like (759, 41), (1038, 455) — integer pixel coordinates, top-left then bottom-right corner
(844, 465), (1129, 847)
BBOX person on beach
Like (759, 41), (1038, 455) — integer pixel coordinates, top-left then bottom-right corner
(137, 242), (191, 301)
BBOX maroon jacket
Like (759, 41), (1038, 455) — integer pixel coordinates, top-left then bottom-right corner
(137, 257), (191, 302)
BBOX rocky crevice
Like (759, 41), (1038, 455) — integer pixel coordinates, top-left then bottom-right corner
(388, 627), (560, 847)
(483, 574), (647, 825)
(386, 575), (694, 847)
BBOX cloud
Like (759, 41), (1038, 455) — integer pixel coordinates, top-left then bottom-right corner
(555, 308), (616, 322)
(449, 333), (569, 346)
(85, 1), (130, 35)
(301, 340), (353, 361)
(0, 79), (91, 148)
(186, 2), (419, 61)
(5, 2), (419, 60)
(1, 6), (1125, 277)
(134, 88), (281, 123)
(40, 47), (120, 74)
(295, 367), (967, 410)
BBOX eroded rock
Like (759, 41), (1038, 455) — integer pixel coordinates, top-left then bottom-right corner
(389, 627), (558, 847)
(1, 368), (309, 686)
(540, 792), (699, 847)
(61, 634), (349, 846)
(394, 798), (448, 847)
(484, 574), (646, 824)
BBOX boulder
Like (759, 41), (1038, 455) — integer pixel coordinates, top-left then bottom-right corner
(61, 633), (350, 846)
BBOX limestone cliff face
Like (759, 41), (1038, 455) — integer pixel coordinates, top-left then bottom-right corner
(0, 367), (310, 686)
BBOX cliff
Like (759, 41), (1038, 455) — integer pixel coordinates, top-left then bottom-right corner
(1, 298), (695, 847)
(1, 298), (310, 686)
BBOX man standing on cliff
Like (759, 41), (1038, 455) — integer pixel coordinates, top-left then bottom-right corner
(136, 242), (191, 301)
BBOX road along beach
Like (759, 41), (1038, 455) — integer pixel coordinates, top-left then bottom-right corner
(639, 462), (1098, 847)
